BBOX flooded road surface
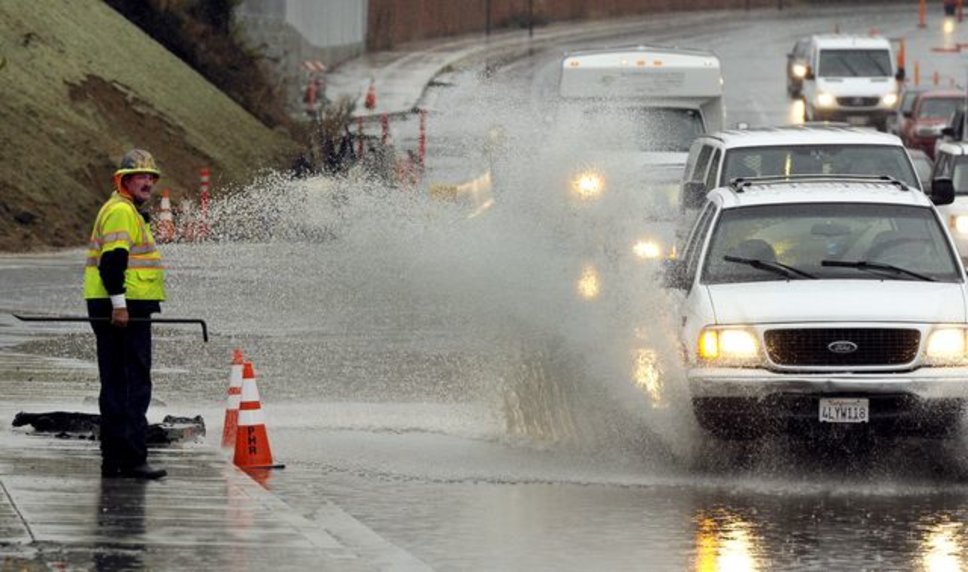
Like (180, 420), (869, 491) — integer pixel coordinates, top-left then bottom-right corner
(5, 4), (968, 571)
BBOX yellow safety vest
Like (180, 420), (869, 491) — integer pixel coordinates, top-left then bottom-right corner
(83, 192), (166, 301)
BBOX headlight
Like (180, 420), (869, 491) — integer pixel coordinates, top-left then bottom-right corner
(571, 170), (605, 200)
(698, 327), (761, 365)
(633, 239), (663, 260)
(792, 64), (807, 78)
(881, 92), (898, 107)
(925, 328), (968, 365)
(951, 215), (968, 235)
(815, 92), (836, 108)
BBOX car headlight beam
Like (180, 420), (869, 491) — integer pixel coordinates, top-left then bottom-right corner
(926, 328), (968, 364)
(792, 64), (807, 78)
(572, 170), (605, 200)
(952, 215), (968, 235)
(815, 92), (836, 108)
(881, 92), (898, 107)
(698, 328), (760, 364)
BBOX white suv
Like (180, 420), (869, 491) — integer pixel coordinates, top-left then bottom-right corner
(681, 125), (922, 210)
(930, 140), (968, 258)
(664, 176), (965, 439)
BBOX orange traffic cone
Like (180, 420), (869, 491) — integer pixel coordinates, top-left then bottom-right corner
(221, 349), (244, 448)
(364, 80), (376, 110)
(233, 362), (285, 469)
(156, 189), (176, 243)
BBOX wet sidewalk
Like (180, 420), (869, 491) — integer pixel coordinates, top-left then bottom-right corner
(0, 434), (430, 571)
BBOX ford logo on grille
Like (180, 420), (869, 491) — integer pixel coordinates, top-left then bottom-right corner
(828, 340), (859, 354)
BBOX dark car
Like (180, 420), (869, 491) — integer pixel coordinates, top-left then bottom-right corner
(786, 37), (811, 98)
(901, 90), (966, 158)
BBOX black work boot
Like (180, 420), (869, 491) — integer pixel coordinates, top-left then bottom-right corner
(118, 463), (167, 480)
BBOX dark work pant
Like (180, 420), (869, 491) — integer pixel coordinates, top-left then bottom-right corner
(87, 299), (159, 468)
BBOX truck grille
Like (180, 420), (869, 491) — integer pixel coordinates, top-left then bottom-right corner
(836, 96), (880, 107)
(764, 328), (920, 366)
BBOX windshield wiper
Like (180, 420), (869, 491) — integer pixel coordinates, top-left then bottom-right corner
(724, 256), (817, 279)
(820, 259), (935, 282)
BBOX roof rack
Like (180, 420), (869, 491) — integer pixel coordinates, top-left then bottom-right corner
(728, 174), (910, 192)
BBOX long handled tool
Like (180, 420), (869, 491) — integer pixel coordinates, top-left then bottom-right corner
(13, 314), (209, 342)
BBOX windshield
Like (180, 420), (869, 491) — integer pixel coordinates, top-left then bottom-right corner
(721, 145), (920, 189)
(701, 203), (960, 284)
(918, 97), (965, 120)
(558, 104), (705, 152)
(818, 49), (892, 77)
(900, 90), (921, 113)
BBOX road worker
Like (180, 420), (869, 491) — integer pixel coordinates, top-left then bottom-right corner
(83, 149), (167, 479)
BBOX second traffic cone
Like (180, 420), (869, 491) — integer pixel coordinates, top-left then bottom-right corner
(221, 349), (244, 448)
(156, 189), (176, 243)
(233, 362), (284, 469)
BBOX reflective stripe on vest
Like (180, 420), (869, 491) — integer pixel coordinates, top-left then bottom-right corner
(83, 192), (166, 301)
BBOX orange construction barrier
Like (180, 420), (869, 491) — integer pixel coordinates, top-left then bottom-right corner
(155, 189), (176, 243)
(920, 0), (927, 29)
(221, 349), (244, 448)
(233, 362), (285, 469)
(915, 60), (921, 86)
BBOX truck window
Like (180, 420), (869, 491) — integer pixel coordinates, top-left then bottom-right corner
(818, 49), (892, 78)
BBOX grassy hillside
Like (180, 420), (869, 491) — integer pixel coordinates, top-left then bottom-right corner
(0, 1), (301, 250)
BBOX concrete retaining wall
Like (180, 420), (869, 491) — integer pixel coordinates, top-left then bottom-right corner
(364, 0), (905, 50)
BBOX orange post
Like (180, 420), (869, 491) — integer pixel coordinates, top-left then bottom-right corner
(196, 167), (210, 241)
(418, 109), (427, 168)
(897, 39), (906, 74)
(356, 116), (364, 158)
(364, 80), (376, 110)
(919, 0), (927, 28)
(915, 60), (921, 86)
(960, 0), (965, 23)
(934, 70), (941, 85)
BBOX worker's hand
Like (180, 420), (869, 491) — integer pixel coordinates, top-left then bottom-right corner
(111, 307), (129, 327)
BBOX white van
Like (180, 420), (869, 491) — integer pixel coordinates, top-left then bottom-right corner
(801, 34), (903, 131)
(555, 46), (724, 262)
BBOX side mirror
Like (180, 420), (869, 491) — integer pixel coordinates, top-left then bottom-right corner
(930, 177), (956, 205)
(895, 67), (906, 82)
(661, 258), (689, 290)
(941, 126), (955, 138)
(682, 181), (707, 210)
(804, 66), (815, 80)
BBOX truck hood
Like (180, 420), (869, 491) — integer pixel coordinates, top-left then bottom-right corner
(706, 280), (966, 324)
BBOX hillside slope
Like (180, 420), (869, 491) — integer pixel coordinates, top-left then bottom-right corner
(0, 1), (300, 250)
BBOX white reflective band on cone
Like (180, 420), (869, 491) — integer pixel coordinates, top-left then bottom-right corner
(238, 408), (266, 426)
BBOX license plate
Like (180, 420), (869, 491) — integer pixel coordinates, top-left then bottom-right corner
(818, 398), (869, 423)
(846, 115), (867, 125)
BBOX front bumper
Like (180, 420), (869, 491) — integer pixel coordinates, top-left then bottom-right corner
(688, 367), (968, 400)
(811, 108), (891, 127)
